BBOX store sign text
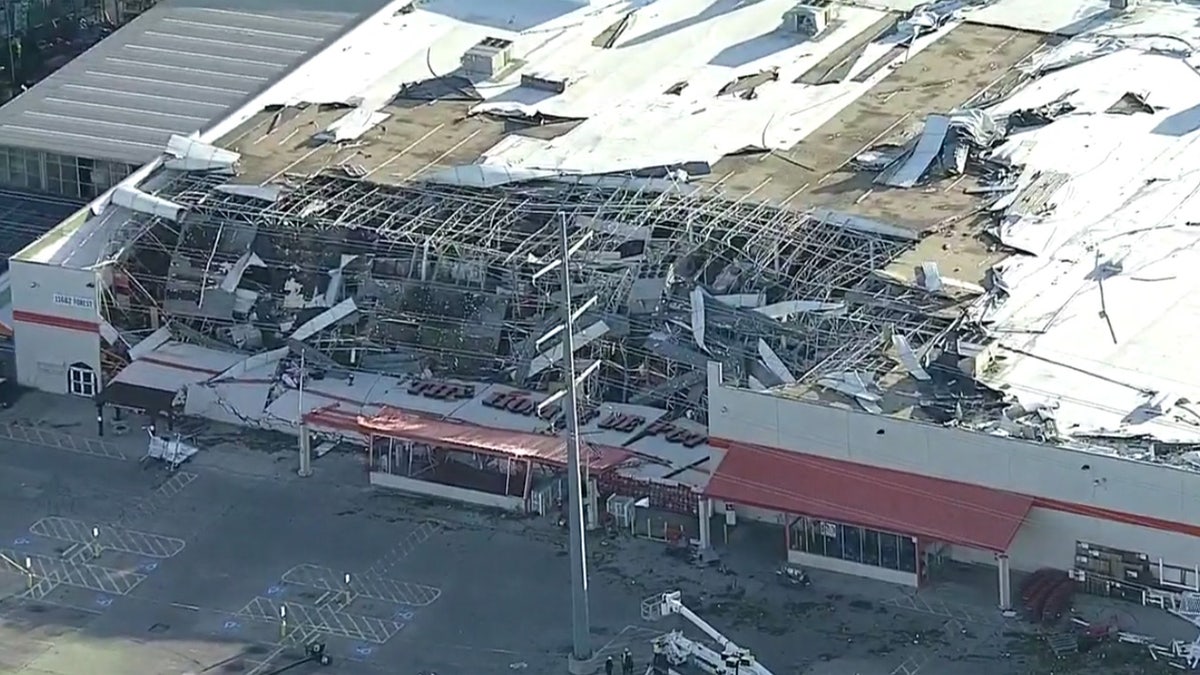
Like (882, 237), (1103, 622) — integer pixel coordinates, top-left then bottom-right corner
(52, 293), (95, 310)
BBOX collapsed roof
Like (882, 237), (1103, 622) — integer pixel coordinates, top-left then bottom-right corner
(103, 161), (957, 419)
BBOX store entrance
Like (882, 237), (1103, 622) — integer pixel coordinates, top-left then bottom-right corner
(787, 516), (919, 586)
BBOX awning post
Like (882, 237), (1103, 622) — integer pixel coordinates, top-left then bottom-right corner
(997, 553), (1012, 612)
(697, 497), (711, 550)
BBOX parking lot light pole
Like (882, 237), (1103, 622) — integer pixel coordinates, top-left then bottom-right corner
(534, 215), (596, 672)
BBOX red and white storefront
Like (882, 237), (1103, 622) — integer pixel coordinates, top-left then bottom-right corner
(357, 406), (630, 512)
(700, 363), (1200, 609)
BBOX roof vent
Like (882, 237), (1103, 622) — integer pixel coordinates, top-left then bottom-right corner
(461, 37), (514, 79)
(784, 0), (839, 37)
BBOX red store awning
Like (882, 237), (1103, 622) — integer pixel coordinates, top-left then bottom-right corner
(705, 441), (1033, 552)
(359, 407), (631, 472)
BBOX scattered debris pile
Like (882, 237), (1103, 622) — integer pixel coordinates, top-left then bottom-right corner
(860, 108), (1009, 189)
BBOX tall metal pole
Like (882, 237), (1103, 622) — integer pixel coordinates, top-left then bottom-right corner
(297, 349), (313, 478)
(559, 216), (592, 668)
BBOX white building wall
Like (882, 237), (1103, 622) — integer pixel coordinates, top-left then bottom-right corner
(10, 260), (102, 395)
(707, 364), (1200, 571)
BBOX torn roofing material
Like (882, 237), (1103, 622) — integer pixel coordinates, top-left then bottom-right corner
(358, 407), (632, 471)
(969, 27), (1200, 445)
(466, 0), (960, 175)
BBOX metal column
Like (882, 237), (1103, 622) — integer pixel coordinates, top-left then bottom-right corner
(297, 350), (313, 478)
(697, 497), (712, 550)
(997, 553), (1012, 611)
(298, 424), (313, 478)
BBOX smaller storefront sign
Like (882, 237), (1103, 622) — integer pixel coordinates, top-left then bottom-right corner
(52, 293), (94, 310)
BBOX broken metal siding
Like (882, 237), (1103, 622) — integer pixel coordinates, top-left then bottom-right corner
(0, 2), (383, 165)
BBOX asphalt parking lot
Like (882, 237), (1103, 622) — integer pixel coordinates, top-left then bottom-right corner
(0, 412), (1178, 675)
(0, 430), (675, 675)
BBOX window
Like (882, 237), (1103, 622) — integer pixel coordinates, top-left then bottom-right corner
(67, 363), (96, 397)
(863, 529), (880, 566)
(879, 532), (899, 569)
(6, 148), (25, 188)
(791, 517), (918, 575)
(840, 524), (863, 563)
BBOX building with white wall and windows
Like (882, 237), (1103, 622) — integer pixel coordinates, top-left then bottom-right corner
(6, 0), (1200, 626)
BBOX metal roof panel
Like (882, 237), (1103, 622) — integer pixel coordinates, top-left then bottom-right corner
(0, 0), (389, 164)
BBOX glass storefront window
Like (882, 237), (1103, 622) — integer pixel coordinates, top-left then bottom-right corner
(864, 529), (880, 566)
(841, 524), (862, 563)
(790, 516), (917, 574)
(0, 147), (135, 198)
(879, 532), (899, 569)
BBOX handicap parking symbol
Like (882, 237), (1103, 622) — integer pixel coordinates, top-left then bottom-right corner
(266, 584), (284, 597)
(353, 644), (374, 659)
(138, 560), (159, 573)
(95, 595), (113, 608)
(12, 537), (29, 546)
(222, 620), (241, 632)
(392, 607), (414, 622)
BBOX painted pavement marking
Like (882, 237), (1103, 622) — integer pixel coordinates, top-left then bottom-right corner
(232, 520), (445, 654)
(282, 563), (441, 606)
(594, 625), (665, 659)
(891, 654), (928, 675)
(881, 593), (1005, 626)
(0, 424), (127, 460)
(0, 549), (148, 596)
(241, 627), (321, 675)
(365, 520), (442, 578)
(29, 516), (186, 559)
(121, 471), (198, 523)
(24, 576), (60, 600)
(152, 471), (198, 499)
(885, 602), (1013, 675)
(244, 645), (289, 675)
(237, 596), (402, 644)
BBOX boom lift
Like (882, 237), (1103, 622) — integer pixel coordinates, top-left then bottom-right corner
(641, 591), (774, 675)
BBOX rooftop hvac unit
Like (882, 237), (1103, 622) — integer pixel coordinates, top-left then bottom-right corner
(461, 37), (513, 79)
(784, 0), (839, 38)
(1109, 0), (1135, 9)
(520, 72), (569, 94)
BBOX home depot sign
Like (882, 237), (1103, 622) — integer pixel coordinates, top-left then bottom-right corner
(485, 390), (707, 447)
(482, 390), (598, 428)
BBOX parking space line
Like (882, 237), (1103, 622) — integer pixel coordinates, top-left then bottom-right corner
(155, 471), (198, 499)
(282, 563), (441, 606)
(1, 549), (147, 596)
(0, 424), (127, 460)
(594, 625), (664, 658)
(245, 645), (288, 675)
(365, 520), (442, 578)
(882, 593), (1008, 627)
(236, 597), (402, 644)
(120, 471), (199, 524)
(29, 517), (186, 559)
(23, 576), (59, 600)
